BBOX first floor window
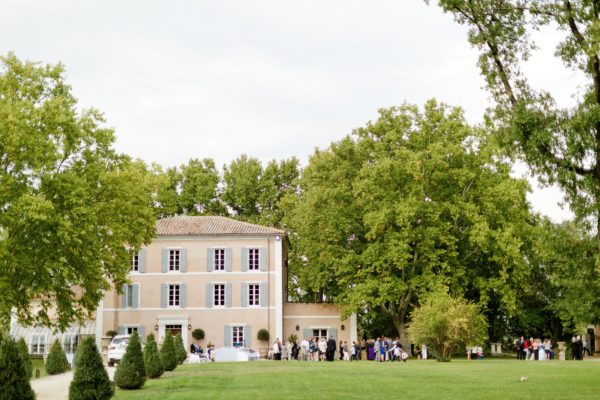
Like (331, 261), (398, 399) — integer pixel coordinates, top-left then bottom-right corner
(214, 249), (225, 270)
(169, 284), (180, 307)
(63, 334), (79, 354)
(214, 284), (225, 306)
(31, 335), (46, 355)
(313, 329), (327, 340)
(123, 284), (134, 308)
(248, 284), (260, 306)
(131, 253), (139, 272)
(232, 326), (244, 347)
(248, 248), (260, 270)
(169, 249), (180, 271)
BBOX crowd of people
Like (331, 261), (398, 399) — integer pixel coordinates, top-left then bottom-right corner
(269, 337), (413, 362)
(515, 335), (590, 360)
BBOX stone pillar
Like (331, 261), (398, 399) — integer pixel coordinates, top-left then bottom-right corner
(490, 343), (502, 354)
(557, 341), (566, 361)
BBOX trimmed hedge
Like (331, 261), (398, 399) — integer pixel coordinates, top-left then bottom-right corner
(143, 333), (163, 379)
(191, 328), (205, 340)
(0, 335), (35, 400)
(174, 333), (187, 365)
(257, 329), (270, 342)
(17, 337), (32, 379)
(114, 331), (146, 390)
(46, 339), (69, 375)
(159, 333), (177, 371)
(68, 336), (113, 400)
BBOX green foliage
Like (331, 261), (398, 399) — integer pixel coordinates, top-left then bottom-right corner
(17, 337), (32, 379)
(69, 336), (113, 400)
(257, 329), (270, 342)
(159, 334), (177, 372)
(143, 333), (163, 379)
(408, 290), (488, 362)
(287, 334), (298, 344)
(0, 335), (35, 400)
(191, 328), (205, 340)
(106, 330), (118, 339)
(114, 331), (145, 390)
(46, 339), (69, 375)
(174, 333), (187, 365)
(0, 53), (156, 328)
(286, 100), (534, 345)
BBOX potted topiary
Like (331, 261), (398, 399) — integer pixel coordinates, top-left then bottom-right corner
(257, 329), (270, 359)
(191, 328), (205, 341)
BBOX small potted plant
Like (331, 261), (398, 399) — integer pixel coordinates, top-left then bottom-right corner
(257, 329), (270, 359)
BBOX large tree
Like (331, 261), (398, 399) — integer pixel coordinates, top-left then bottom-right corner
(286, 100), (535, 345)
(0, 54), (156, 329)
(436, 0), (600, 252)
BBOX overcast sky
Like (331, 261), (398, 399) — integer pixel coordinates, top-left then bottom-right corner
(2, 0), (585, 221)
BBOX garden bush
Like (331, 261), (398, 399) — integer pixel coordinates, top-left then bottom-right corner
(68, 336), (113, 400)
(114, 331), (145, 390)
(105, 330), (118, 339)
(46, 339), (69, 375)
(17, 337), (32, 379)
(257, 329), (270, 342)
(0, 335), (35, 400)
(143, 333), (163, 379)
(159, 333), (177, 371)
(191, 328), (205, 340)
(174, 333), (187, 364)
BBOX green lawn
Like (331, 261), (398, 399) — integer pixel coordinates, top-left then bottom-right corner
(115, 359), (600, 400)
(31, 358), (47, 379)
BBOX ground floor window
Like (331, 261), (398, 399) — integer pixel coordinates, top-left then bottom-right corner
(126, 327), (138, 335)
(63, 334), (79, 354)
(313, 329), (327, 339)
(31, 334), (46, 355)
(232, 325), (244, 347)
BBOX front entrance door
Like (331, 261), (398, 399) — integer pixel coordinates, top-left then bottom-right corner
(165, 324), (182, 337)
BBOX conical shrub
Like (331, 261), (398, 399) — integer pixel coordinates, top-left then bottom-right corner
(159, 333), (177, 371)
(174, 333), (187, 364)
(0, 335), (35, 400)
(17, 337), (32, 379)
(68, 336), (113, 400)
(46, 339), (69, 375)
(114, 331), (145, 390)
(143, 333), (163, 379)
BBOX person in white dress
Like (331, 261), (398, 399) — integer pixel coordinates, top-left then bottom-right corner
(421, 344), (428, 360)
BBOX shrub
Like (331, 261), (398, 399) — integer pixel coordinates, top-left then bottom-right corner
(288, 334), (298, 344)
(105, 330), (118, 338)
(68, 336), (113, 400)
(174, 333), (187, 364)
(407, 289), (488, 362)
(159, 333), (177, 371)
(143, 333), (163, 379)
(0, 335), (35, 400)
(17, 337), (32, 379)
(46, 339), (69, 375)
(257, 329), (270, 342)
(191, 328), (205, 340)
(114, 331), (145, 390)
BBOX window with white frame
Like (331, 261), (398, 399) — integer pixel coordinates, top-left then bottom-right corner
(126, 327), (138, 335)
(214, 249), (225, 270)
(169, 250), (180, 271)
(248, 248), (259, 270)
(232, 325), (244, 347)
(214, 284), (225, 306)
(313, 329), (327, 340)
(31, 334), (46, 355)
(63, 334), (79, 354)
(169, 284), (180, 307)
(123, 284), (135, 308)
(248, 284), (260, 306)
(131, 253), (139, 272)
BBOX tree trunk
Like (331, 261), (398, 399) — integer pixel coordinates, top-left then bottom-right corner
(388, 307), (411, 355)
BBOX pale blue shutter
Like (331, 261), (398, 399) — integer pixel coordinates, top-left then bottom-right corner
(132, 284), (139, 308)
(161, 284), (168, 308)
(224, 325), (232, 347)
(225, 283), (232, 308)
(180, 284), (186, 308)
(303, 329), (312, 339)
(206, 283), (213, 308)
(327, 328), (337, 342)
(242, 248), (248, 272)
(225, 248), (232, 272)
(241, 283), (248, 307)
(259, 248), (267, 272)
(138, 249), (146, 273)
(118, 326), (126, 335)
(245, 326), (251, 348)
(180, 249), (187, 272)
(161, 249), (168, 273)
(207, 249), (214, 272)
(121, 285), (127, 308)
(259, 283), (267, 307)
(138, 325), (145, 341)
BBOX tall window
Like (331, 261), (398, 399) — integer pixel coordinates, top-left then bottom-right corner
(169, 250), (180, 271)
(248, 284), (260, 306)
(126, 327), (138, 335)
(63, 334), (79, 354)
(232, 326), (244, 347)
(169, 284), (180, 307)
(214, 284), (225, 306)
(248, 248), (259, 270)
(31, 335), (46, 355)
(214, 249), (225, 270)
(313, 329), (327, 339)
(131, 253), (139, 272)
(123, 284), (134, 308)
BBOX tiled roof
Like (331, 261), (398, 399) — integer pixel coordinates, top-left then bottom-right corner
(156, 216), (285, 236)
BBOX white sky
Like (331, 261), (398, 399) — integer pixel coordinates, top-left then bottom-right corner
(1, 0), (585, 221)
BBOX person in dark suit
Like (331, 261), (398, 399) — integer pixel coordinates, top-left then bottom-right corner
(326, 336), (336, 361)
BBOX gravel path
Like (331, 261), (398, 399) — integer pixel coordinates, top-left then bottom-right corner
(31, 367), (115, 400)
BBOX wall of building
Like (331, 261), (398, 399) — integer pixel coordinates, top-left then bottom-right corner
(283, 303), (356, 346)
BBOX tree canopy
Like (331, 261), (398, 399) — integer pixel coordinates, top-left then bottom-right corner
(0, 53), (156, 328)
